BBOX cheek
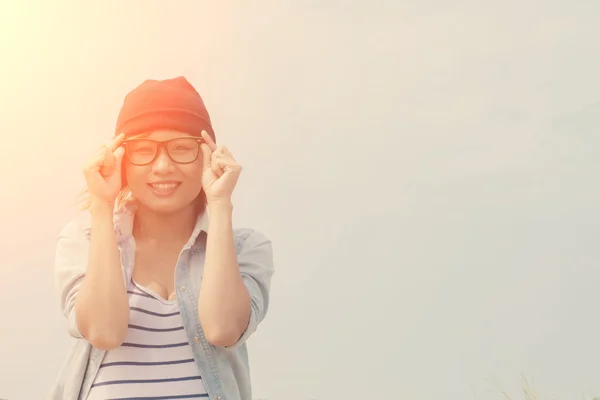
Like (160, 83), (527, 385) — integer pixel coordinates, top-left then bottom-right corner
(124, 165), (148, 189)
(181, 162), (204, 183)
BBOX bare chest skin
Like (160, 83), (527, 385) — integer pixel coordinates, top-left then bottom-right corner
(131, 240), (184, 301)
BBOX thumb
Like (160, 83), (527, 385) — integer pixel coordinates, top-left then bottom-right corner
(113, 146), (125, 172)
(200, 143), (212, 171)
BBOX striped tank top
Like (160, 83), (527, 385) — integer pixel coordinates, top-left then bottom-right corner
(86, 279), (208, 400)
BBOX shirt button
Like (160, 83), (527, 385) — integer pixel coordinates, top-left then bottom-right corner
(194, 336), (200, 343)
(179, 286), (186, 292)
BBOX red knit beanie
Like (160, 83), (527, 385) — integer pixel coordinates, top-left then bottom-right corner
(115, 76), (215, 141)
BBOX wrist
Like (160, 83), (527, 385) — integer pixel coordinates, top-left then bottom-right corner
(207, 199), (233, 214)
(207, 201), (233, 229)
(89, 199), (115, 218)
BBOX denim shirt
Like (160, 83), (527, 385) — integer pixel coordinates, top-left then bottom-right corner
(47, 202), (275, 400)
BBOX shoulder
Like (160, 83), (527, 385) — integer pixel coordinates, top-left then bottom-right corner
(55, 217), (93, 290)
(232, 228), (275, 280)
(58, 215), (92, 242)
(232, 228), (272, 254)
(232, 228), (274, 274)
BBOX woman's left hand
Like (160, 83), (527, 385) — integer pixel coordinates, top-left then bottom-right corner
(200, 130), (242, 205)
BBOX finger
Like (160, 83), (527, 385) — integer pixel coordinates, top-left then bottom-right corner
(201, 130), (217, 152)
(107, 133), (125, 152)
(214, 146), (237, 165)
(87, 145), (110, 168)
(200, 143), (212, 170)
(220, 146), (234, 159)
(214, 155), (240, 172)
(113, 146), (125, 172)
(215, 145), (227, 157)
(83, 153), (105, 175)
(100, 148), (116, 177)
(211, 154), (224, 178)
(214, 151), (236, 162)
(213, 156), (242, 174)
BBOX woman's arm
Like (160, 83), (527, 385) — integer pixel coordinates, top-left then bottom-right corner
(57, 202), (129, 350)
(75, 202), (129, 349)
(198, 202), (251, 347)
(196, 132), (275, 347)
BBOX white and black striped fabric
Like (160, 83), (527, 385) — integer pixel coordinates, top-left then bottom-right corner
(86, 280), (208, 400)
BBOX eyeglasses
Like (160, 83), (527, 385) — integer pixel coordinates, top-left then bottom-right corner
(123, 136), (203, 166)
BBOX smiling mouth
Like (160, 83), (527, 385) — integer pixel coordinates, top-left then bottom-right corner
(148, 182), (181, 193)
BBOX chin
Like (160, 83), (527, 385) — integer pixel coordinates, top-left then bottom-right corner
(137, 195), (198, 215)
(145, 204), (188, 215)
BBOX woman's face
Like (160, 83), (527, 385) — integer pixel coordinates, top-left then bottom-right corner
(123, 129), (204, 214)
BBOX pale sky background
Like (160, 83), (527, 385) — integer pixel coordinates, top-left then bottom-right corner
(0, 1), (599, 399)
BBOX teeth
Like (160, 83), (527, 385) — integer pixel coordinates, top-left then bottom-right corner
(151, 183), (178, 191)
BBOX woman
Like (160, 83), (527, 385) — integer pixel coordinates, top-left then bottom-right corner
(49, 77), (274, 400)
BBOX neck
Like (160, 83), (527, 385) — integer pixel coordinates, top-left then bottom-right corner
(133, 202), (201, 244)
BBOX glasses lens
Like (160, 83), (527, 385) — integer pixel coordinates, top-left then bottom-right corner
(167, 138), (199, 163)
(126, 140), (157, 165)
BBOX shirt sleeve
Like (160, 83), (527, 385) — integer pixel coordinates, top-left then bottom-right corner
(54, 219), (91, 339)
(226, 229), (275, 349)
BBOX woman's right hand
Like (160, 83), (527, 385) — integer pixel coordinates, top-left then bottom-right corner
(82, 133), (126, 206)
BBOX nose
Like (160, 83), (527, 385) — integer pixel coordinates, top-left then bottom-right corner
(151, 147), (175, 175)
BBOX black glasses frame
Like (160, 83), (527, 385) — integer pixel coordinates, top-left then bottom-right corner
(123, 136), (204, 166)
